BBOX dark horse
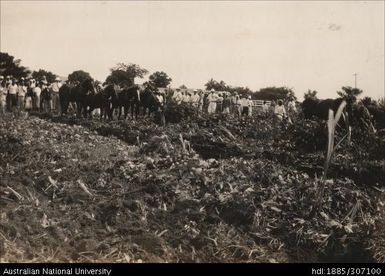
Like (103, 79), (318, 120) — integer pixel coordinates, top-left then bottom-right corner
(301, 97), (353, 124)
(136, 83), (162, 118)
(110, 84), (140, 120)
(59, 79), (95, 117)
(86, 84), (119, 120)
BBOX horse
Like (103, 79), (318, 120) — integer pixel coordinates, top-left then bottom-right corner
(59, 79), (95, 117)
(301, 97), (353, 124)
(111, 84), (140, 120)
(84, 84), (119, 120)
(138, 83), (162, 117)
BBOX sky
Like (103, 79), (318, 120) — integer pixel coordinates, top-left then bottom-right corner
(1, 1), (384, 100)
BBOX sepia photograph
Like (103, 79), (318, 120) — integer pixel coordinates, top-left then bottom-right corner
(0, 0), (384, 268)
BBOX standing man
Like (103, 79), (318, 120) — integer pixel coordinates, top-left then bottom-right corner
(274, 99), (287, 121)
(182, 91), (190, 104)
(216, 92), (223, 113)
(247, 96), (253, 117)
(173, 88), (183, 105)
(32, 81), (42, 111)
(222, 93), (231, 114)
(7, 78), (19, 112)
(50, 77), (62, 114)
(0, 76), (6, 115)
(17, 77), (27, 113)
(207, 89), (217, 114)
(190, 90), (200, 108)
(262, 100), (269, 114)
(240, 95), (249, 120)
(197, 91), (204, 113)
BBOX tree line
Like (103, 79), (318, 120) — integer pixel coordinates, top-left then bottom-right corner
(1, 52), (383, 105)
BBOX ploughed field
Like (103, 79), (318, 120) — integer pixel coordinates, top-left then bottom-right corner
(0, 111), (384, 262)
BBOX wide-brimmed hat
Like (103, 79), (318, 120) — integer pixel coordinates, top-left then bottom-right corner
(55, 77), (61, 81)
(0, 76), (4, 80)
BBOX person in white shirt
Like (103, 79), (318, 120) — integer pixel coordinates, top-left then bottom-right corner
(0, 76), (6, 115)
(190, 90), (200, 108)
(216, 92), (223, 113)
(173, 89), (183, 105)
(17, 78), (27, 111)
(262, 101), (269, 114)
(7, 79), (19, 111)
(207, 89), (218, 114)
(50, 77), (62, 114)
(247, 96), (253, 117)
(182, 91), (190, 104)
(156, 92), (164, 106)
(240, 96), (249, 118)
(274, 100), (287, 121)
(32, 83), (42, 111)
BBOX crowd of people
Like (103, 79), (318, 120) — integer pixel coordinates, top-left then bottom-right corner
(169, 87), (297, 122)
(0, 75), (63, 116)
(0, 74), (298, 123)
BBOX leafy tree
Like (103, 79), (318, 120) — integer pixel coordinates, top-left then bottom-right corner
(106, 63), (148, 85)
(204, 79), (228, 91)
(179, 84), (187, 89)
(68, 70), (92, 83)
(229, 86), (253, 97)
(337, 86), (362, 103)
(0, 52), (31, 78)
(255, 87), (294, 101)
(149, 71), (172, 88)
(304, 89), (318, 100)
(360, 96), (374, 106)
(32, 69), (57, 83)
(378, 98), (385, 108)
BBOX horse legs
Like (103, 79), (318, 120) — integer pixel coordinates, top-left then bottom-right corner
(135, 104), (140, 120)
(123, 105), (128, 120)
(108, 104), (114, 120)
(118, 106), (122, 120)
(61, 100), (68, 115)
(76, 102), (82, 117)
(130, 102), (135, 119)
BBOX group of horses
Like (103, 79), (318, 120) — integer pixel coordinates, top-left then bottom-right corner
(58, 80), (161, 120)
(58, 79), (384, 132)
(301, 96), (385, 131)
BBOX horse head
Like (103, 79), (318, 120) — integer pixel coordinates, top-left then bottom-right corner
(81, 79), (96, 95)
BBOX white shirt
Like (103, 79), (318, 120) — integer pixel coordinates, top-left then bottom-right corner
(262, 103), (269, 113)
(207, 93), (218, 103)
(17, 85), (27, 97)
(239, 98), (249, 107)
(274, 105), (286, 117)
(50, 82), (62, 93)
(190, 94), (200, 104)
(173, 91), (183, 103)
(288, 101), (297, 112)
(33, 87), (42, 97)
(182, 94), (190, 103)
(156, 94), (164, 104)
(7, 84), (18, 95)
